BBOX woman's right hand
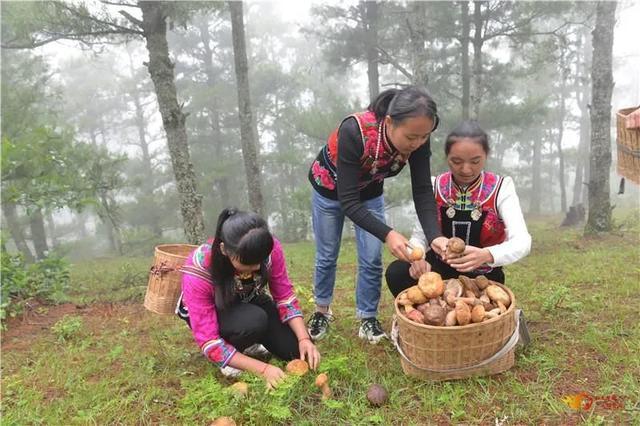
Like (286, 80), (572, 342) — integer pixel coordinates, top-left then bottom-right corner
(262, 364), (286, 390)
(385, 230), (411, 262)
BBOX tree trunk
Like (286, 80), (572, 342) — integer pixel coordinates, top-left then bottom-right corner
(1, 202), (35, 262)
(229, 1), (265, 216)
(556, 49), (568, 213)
(409, 2), (428, 86)
(29, 207), (49, 260)
(364, 1), (379, 99)
(471, 1), (485, 120)
(530, 136), (542, 214)
(461, 1), (471, 120)
(586, 1), (616, 234)
(199, 18), (231, 207)
(573, 28), (592, 207)
(46, 212), (59, 248)
(139, 1), (205, 244)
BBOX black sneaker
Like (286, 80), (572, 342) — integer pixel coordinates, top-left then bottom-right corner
(308, 311), (332, 341)
(358, 317), (387, 344)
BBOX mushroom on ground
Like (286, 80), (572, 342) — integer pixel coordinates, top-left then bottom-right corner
(315, 373), (332, 400)
(285, 359), (309, 376)
(446, 237), (466, 258)
(210, 417), (236, 426)
(366, 384), (389, 407)
(417, 272), (445, 298)
(229, 382), (248, 397)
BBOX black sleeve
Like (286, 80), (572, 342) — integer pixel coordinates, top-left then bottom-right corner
(409, 138), (442, 244)
(336, 118), (393, 241)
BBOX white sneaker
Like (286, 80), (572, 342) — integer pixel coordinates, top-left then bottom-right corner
(220, 365), (243, 378)
(358, 318), (387, 344)
(243, 343), (270, 358)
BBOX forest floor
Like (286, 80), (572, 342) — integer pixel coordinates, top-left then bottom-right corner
(2, 211), (639, 425)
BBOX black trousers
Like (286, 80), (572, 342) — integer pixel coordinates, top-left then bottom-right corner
(180, 294), (300, 362)
(385, 260), (506, 298)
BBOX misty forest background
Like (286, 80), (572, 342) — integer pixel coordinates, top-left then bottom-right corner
(1, 0), (638, 264)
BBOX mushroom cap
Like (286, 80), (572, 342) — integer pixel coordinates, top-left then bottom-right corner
(448, 237), (466, 254)
(366, 384), (389, 406)
(229, 381), (249, 396)
(285, 359), (309, 376)
(408, 246), (424, 261)
(423, 303), (446, 326)
(210, 417), (236, 426)
(315, 373), (329, 387)
(417, 272), (444, 298)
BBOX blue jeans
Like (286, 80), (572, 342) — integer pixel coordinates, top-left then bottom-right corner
(311, 190), (385, 319)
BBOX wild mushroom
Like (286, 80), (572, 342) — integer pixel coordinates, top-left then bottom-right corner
(422, 299), (446, 326)
(366, 384), (389, 407)
(406, 244), (424, 261)
(406, 309), (425, 324)
(417, 272), (444, 298)
(475, 275), (490, 290)
(445, 309), (458, 326)
(406, 285), (427, 304)
(471, 304), (486, 323)
(454, 300), (471, 326)
(315, 373), (332, 400)
(210, 417), (236, 426)
(485, 284), (511, 308)
(285, 359), (309, 376)
(443, 279), (463, 307)
(446, 237), (466, 258)
(229, 382), (248, 397)
(459, 275), (481, 298)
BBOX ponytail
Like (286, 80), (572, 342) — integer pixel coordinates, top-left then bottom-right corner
(368, 89), (400, 121)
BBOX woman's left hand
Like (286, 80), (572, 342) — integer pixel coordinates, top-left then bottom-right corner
(299, 339), (321, 370)
(446, 245), (494, 273)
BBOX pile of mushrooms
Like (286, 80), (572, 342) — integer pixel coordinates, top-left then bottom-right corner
(397, 272), (511, 326)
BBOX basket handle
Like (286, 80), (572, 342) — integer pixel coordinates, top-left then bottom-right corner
(390, 310), (521, 374)
(149, 260), (180, 277)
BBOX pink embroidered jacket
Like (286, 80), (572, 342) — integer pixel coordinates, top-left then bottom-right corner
(181, 237), (302, 367)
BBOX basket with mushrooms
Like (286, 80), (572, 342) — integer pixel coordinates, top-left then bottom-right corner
(397, 272), (512, 327)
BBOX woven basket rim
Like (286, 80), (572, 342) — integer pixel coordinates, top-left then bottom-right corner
(154, 243), (198, 259)
(617, 106), (640, 117)
(394, 282), (516, 331)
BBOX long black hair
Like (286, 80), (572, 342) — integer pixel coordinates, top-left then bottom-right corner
(210, 208), (274, 310)
(368, 85), (439, 130)
(444, 120), (490, 156)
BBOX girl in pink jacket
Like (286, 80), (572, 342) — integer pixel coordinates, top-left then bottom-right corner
(179, 208), (320, 389)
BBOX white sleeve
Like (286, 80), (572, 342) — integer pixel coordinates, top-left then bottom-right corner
(486, 176), (532, 267)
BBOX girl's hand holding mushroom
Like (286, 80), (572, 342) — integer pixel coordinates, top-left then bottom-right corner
(262, 364), (286, 390)
(298, 337), (320, 370)
(385, 230), (411, 262)
(429, 237), (449, 259)
(408, 259), (431, 280)
(447, 245), (494, 273)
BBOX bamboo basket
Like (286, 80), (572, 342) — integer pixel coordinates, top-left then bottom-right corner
(144, 244), (197, 315)
(616, 107), (640, 185)
(392, 284), (517, 381)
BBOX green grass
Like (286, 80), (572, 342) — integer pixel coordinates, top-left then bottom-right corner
(2, 211), (639, 425)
